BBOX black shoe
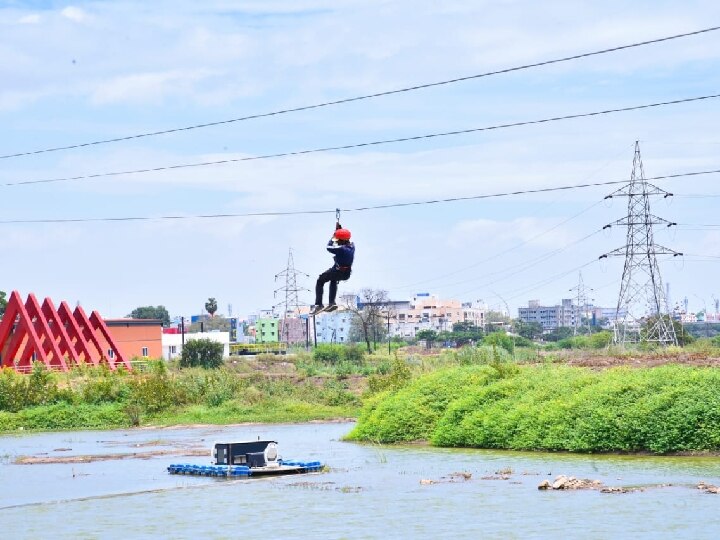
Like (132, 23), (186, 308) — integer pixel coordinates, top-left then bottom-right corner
(325, 304), (338, 312)
(310, 305), (324, 315)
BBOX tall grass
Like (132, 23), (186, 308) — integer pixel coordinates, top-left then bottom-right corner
(0, 360), (361, 432)
(348, 364), (720, 453)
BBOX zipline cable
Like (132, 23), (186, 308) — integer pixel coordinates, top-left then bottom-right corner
(2, 168), (720, 224)
(3, 93), (720, 188)
(2, 25), (718, 161)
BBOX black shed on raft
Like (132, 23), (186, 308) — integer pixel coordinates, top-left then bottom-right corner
(168, 440), (322, 477)
(212, 440), (279, 468)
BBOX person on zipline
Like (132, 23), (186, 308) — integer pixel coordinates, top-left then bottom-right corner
(311, 222), (354, 315)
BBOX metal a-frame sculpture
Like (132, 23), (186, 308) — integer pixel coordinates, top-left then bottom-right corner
(0, 291), (131, 372)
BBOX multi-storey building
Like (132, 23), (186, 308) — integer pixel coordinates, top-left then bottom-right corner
(518, 299), (580, 330)
(391, 294), (485, 339)
(314, 310), (353, 343)
(519, 300), (624, 331)
(278, 317), (309, 344)
(254, 318), (279, 343)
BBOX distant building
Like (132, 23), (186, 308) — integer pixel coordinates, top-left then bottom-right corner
(278, 317), (309, 344)
(518, 299), (579, 331)
(519, 300), (624, 331)
(255, 318), (279, 343)
(162, 331), (230, 360)
(105, 318), (163, 359)
(391, 294), (485, 338)
(314, 310), (353, 343)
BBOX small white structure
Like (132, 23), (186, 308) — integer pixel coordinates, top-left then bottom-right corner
(162, 331), (231, 360)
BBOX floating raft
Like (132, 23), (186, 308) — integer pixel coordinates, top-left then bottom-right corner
(168, 460), (323, 478)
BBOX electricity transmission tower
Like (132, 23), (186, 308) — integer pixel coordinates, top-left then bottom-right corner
(569, 272), (593, 335)
(600, 141), (681, 346)
(274, 248), (310, 344)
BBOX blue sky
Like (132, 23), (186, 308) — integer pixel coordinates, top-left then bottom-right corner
(1, 0), (720, 320)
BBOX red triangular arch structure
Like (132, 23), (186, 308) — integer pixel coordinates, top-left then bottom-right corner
(0, 291), (130, 372)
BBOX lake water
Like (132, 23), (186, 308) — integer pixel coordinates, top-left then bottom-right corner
(1, 422), (720, 539)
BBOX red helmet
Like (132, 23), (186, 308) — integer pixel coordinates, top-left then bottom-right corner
(335, 228), (351, 240)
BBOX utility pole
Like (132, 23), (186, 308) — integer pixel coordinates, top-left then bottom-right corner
(569, 272), (593, 335)
(274, 248), (309, 347)
(600, 141), (681, 346)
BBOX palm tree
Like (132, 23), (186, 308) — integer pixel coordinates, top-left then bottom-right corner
(205, 297), (218, 318)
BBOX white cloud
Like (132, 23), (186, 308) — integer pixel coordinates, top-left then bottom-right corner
(61, 6), (88, 23)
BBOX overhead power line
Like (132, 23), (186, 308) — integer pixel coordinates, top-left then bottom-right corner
(2, 168), (719, 225)
(392, 199), (604, 290)
(2, 25), (718, 161)
(4, 93), (720, 189)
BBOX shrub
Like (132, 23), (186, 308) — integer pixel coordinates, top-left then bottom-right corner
(483, 333), (515, 353)
(26, 363), (60, 406)
(589, 331), (613, 349)
(344, 344), (366, 364)
(180, 338), (224, 369)
(351, 364), (720, 453)
(313, 344), (345, 364)
(0, 368), (29, 412)
(366, 356), (413, 395)
(349, 365), (497, 442)
(127, 363), (175, 413)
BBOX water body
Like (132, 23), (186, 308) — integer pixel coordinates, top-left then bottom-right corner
(1, 422), (720, 539)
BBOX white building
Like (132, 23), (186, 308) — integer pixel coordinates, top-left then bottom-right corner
(314, 311), (353, 344)
(518, 299), (579, 330)
(162, 331), (231, 360)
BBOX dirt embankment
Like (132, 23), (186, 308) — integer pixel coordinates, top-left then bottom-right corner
(556, 351), (720, 368)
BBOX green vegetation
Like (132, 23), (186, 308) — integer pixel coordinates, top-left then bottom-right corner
(4, 335), (720, 454)
(179, 338), (224, 369)
(0, 290), (7, 317)
(0, 360), (361, 432)
(348, 363), (720, 453)
(127, 305), (170, 326)
(205, 297), (218, 318)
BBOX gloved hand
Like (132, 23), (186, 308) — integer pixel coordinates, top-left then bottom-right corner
(336, 222), (342, 230)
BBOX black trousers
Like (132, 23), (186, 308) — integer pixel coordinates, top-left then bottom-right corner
(315, 267), (351, 305)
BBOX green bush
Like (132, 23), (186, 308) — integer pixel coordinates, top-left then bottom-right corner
(350, 364), (720, 453)
(366, 356), (412, 396)
(348, 365), (497, 442)
(321, 380), (361, 407)
(589, 331), (613, 349)
(483, 333), (515, 353)
(0, 403), (127, 431)
(0, 368), (29, 412)
(513, 336), (534, 348)
(344, 344), (366, 364)
(313, 344), (345, 364)
(127, 362), (175, 413)
(557, 336), (585, 349)
(180, 338), (224, 369)
(26, 363), (60, 406)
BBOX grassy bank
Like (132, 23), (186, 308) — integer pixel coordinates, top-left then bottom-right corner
(347, 363), (720, 454)
(0, 359), (363, 432)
